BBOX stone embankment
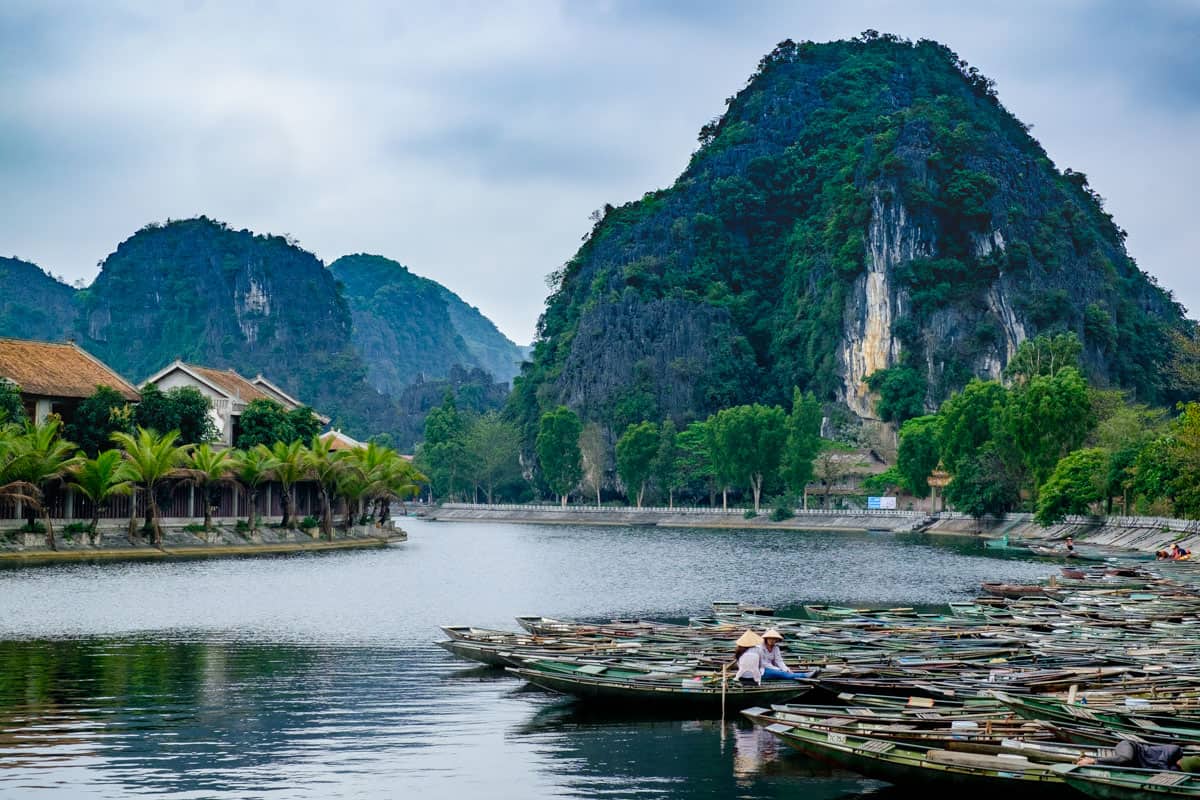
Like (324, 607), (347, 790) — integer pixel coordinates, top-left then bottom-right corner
(424, 503), (927, 532)
(426, 504), (1200, 554)
(0, 519), (407, 564)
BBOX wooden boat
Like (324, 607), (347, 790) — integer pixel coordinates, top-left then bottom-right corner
(1058, 764), (1200, 799)
(506, 658), (809, 710)
(741, 706), (1051, 748)
(981, 582), (1063, 599)
(759, 718), (1067, 794)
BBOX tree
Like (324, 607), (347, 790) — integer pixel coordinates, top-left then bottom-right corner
(231, 446), (275, 533)
(236, 399), (295, 449)
(269, 440), (309, 528)
(0, 381), (25, 424)
(616, 421), (659, 507)
(578, 422), (607, 507)
(812, 443), (853, 510)
(1001, 367), (1095, 499)
(465, 412), (520, 505)
(306, 434), (343, 539)
(288, 407), (322, 443)
(536, 406), (582, 506)
(653, 420), (681, 508)
(676, 420), (716, 506)
(8, 419), (80, 549)
(135, 384), (217, 445)
(69, 449), (134, 544)
(865, 365), (926, 424)
(1167, 327), (1200, 400)
(185, 443), (232, 533)
(938, 379), (1006, 473)
(67, 386), (133, 457)
(1036, 448), (1109, 525)
(896, 415), (941, 500)
(780, 389), (822, 501)
(110, 427), (187, 548)
(417, 395), (472, 501)
(1003, 332), (1083, 384)
(944, 443), (1021, 521)
(708, 404), (788, 513)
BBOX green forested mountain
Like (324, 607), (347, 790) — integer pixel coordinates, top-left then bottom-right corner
(329, 254), (526, 396)
(0, 257), (77, 342)
(75, 217), (398, 435)
(510, 33), (1190, 447)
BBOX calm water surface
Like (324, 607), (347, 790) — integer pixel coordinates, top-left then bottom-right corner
(0, 519), (1056, 799)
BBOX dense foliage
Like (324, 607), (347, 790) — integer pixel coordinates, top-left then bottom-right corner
(236, 399), (321, 450)
(510, 33), (1189, 458)
(134, 384), (218, 446)
(0, 257), (76, 342)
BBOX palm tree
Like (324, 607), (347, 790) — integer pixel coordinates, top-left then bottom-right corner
(0, 424), (41, 533)
(9, 419), (80, 550)
(334, 452), (371, 532)
(305, 435), (342, 540)
(269, 440), (309, 529)
(232, 446), (275, 534)
(69, 449), (135, 545)
(348, 443), (425, 527)
(185, 444), (233, 535)
(111, 427), (188, 548)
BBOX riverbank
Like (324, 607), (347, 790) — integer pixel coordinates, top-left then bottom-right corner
(424, 504), (926, 532)
(424, 503), (1200, 553)
(0, 520), (407, 564)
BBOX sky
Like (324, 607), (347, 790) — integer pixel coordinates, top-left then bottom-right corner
(1, 1), (1197, 345)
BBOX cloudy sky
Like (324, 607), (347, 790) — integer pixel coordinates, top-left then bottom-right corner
(1, 1), (1197, 343)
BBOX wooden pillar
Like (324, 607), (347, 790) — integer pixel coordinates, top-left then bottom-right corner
(65, 488), (74, 519)
(188, 485), (195, 518)
(232, 484), (238, 518)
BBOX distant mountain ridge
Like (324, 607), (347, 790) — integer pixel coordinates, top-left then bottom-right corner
(328, 253), (525, 398)
(0, 220), (518, 445)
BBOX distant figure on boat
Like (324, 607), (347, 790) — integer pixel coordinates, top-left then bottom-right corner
(1065, 536), (1075, 556)
(757, 629), (818, 680)
(734, 630), (765, 685)
(1172, 543), (1191, 560)
(1077, 740), (1194, 771)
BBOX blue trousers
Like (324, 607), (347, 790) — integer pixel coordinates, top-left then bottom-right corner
(763, 667), (813, 681)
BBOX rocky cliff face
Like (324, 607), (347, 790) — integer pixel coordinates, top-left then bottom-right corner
(511, 33), (1190, 444)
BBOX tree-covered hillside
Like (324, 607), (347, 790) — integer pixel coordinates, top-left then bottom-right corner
(0, 257), (77, 342)
(76, 217), (397, 436)
(510, 33), (1190, 449)
(329, 254), (526, 397)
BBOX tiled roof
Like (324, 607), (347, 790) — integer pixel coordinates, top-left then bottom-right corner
(319, 429), (364, 451)
(0, 338), (140, 401)
(184, 365), (273, 404)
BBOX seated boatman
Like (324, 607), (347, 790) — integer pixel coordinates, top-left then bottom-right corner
(758, 629), (818, 680)
(1077, 740), (1200, 772)
(733, 630), (765, 686)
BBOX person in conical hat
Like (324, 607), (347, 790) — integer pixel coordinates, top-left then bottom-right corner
(758, 628), (819, 681)
(733, 630), (765, 685)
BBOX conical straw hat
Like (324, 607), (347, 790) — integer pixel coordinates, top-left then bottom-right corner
(736, 630), (763, 647)
(762, 628), (783, 640)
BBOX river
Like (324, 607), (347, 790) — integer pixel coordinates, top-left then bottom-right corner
(0, 518), (1054, 799)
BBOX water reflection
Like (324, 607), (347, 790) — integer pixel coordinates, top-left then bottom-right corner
(0, 520), (1058, 798)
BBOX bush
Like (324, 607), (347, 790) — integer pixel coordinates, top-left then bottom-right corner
(63, 522), (93, 535)
(743, 509), (758, 519)
(182, 523), (206, 533)
(20, 520), (46, 533)
(299, 516), (319, 530)
(770, 502), (795, 522)
(235, 520), (250, 533)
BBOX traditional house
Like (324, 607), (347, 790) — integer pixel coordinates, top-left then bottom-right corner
(0, 337), (140, 424)
(319, 429), (365, 451)
(142, 360), (328, 447)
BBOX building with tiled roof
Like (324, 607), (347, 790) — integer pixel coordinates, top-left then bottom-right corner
(0, 337), (139, 424)
(142, 360), (327, 446)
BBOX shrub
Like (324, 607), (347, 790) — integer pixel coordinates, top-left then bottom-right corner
(182, 523), (206, 533)
(20, 520), (46, 533)
(770, 498), (795, 522)
(63, 522), (93, 535)
(743, 509), (758, 519)
(299, 516), (319, 530)
(235, 520), (250, 532)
